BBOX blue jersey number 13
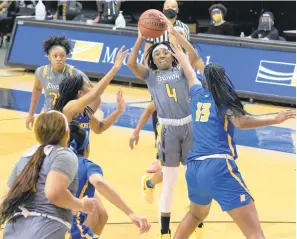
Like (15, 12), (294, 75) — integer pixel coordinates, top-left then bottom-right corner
(196, 102), (211, 122)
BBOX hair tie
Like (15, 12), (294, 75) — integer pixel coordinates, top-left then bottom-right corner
(70, 139), (78, 154)
(70, 133), (89, 154)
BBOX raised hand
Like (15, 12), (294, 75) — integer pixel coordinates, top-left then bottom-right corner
(116, 87), (125, 113)
(114, 46), (129, 71)
(169, 44), (188, 64)
(159, 14), (175, 35)
(138, 26), (146, 40)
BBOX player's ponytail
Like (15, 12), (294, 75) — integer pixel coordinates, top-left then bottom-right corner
(204, 63), (248, 117)
(68, 121), (89, 156)
(54, 75), (84, 112)
(0, 111), (68, 226)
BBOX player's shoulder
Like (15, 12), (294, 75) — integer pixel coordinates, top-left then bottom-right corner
(56, 147), (77, 159)
(70, 65), (89, 79)
(190, 84), (208, 98)
(81, 157), (104, 176)
(35, 64), (49, 76)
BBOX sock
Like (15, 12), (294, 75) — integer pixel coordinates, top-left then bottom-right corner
(161, 216), (170, 234)
(197, 222), (204, 228)
(146, 179), (155, 188)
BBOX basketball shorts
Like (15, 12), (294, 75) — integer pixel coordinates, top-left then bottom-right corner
(71, 223), (99, 239)
(158, 123), (192, 167)
(186, 157), (253, 211)
(3, 216), (69, 239)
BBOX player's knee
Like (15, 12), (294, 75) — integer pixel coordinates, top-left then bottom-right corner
(190, 208), (209, 222)
(91, 209), (109, 235)
(162, 167), (179, 188)
(98, 208), (109, 224)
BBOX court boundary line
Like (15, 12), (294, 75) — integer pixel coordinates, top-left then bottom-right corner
(1, 220), (295, 230)
(0, 111), (280, 122)
(104, 221), (296, 225)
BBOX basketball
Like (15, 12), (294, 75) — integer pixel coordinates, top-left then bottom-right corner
(138, 9), (167, 38)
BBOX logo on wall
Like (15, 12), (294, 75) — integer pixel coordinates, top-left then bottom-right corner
(67, 40), (104, 63)
(256, 60), (296, 87)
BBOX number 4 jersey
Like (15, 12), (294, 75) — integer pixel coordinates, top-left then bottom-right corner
(187, 84), (238, 162)
(144, 67), (191, 119)
(35, 64), (90, 112)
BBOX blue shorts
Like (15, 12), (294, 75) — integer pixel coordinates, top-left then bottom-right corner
(186, 158), (253, 211)
(71, 223), (99, 239)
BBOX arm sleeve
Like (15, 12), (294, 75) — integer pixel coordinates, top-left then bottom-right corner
(50, 149), (78, 182)
(7, 164), (18, 187)
(225, 22), (234, 36)
(34, 67), (43, 82)
(189, 84), (203, 98)
(86, 160), (104, 179)
(250, 30), (259, 38)
(207, 26), (213, 34)
(7, 157), (29, 187)
(266, 29), (279, 40)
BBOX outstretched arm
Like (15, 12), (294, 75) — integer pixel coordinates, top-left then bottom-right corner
(127, 28), (149, 80)
(90, 88), (125, 134)
(161, 16), (199, 66)
(170, 45), (201, 89)
(230, 109), (296, 129)
(26, 77), (43, 130)
(89, 174), (151, 234)
(63, 47), (128, 121)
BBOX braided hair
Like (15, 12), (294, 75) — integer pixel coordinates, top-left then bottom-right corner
(204, 63), (248, 117)
(43, 36), (72, 55)
(68, 121), (88, 156)
(54, 75), (84, 112)
(146, 41), (178, 70)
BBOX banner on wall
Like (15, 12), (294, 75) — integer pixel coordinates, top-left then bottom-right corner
(6, 22), (296, 100)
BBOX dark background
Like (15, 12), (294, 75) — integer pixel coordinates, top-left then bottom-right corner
(37, 1), (296, 36)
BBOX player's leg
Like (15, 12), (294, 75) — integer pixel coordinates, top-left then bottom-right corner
(142, 170), (162, 204)
(174, 202), (210, 239)
(181, 124), (204, 238)
(152, 109), (158, 146)
(151, 169), (163, 185)
(146, 153), (162, 173)
(160, 165), (179, 236)
(212, 158), (264, 239)
(175, 159), (212, 239)
(146, 122), (163, 174)
(228, 201), (264, 239)
(84, 193), (108, 236)
(158, 126), (182, 237)
(142, 124), (164, 204)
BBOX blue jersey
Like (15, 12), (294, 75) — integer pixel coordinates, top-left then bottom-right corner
(71, 156), (103, 239)
(75, 109), (90, 135)
(187, 84), (238, 162)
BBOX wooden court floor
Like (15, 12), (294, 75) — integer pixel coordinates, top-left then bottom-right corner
(0, 69), (296, 239)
